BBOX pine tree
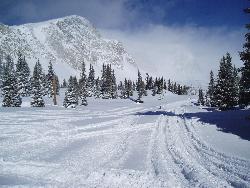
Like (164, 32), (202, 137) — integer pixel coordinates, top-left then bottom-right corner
(16, 52), (31, 96)
(95, 77), (101, 98)
(198, 89), (205, 105)
(2, 55), (22, 107)
(0, 52), (4, 89)
(167, 79), (172, 92)
(232, 66), (239, 106)
(46, 61), (53, 97)
(239, 7), (250, 107)
(63, 76), (78, 108)
(78, 61), (88, 106)
(111, 69), (118, 98)
(207, 71), (216, 107)
(62, 79), (67, 88)
(214, 53), (235, 110)
(136, 70), (144, 102)
(30, 61), (45, 107)
(119, 81), (126, 99)
(87, 64), (95, 97)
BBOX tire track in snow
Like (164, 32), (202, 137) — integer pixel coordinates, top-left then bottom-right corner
(160, 105), (250, 187)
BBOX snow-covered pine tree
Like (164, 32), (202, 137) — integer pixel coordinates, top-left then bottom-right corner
(62, 79), (68, 88)
(2, 55), (22, 107)
(207, 71), (216, 107)
(119, 81), (127, 99)
(63, 76), (78, 108)
(30, 61), (45, 107)
(214, 53), (235, 110)
(0, 52), (3, 89)
(95, 77), (101, 98)
(46, 61), (59, 97)
(136, 70), (144, 103)
(111, 69), (118, 99)
(78, 61), (88, 106)
(177, 84), (182, 95)
(16, 52), (31, 96)
(167, 79), (172, 92)
(87, 64), (95, 97)
(101, 63), (107, 98)
(197, 89), (205, 105)
(232, 66), (239, 106)
(145, 73), (154, 90)
(163, 79), (167, 90)
(239, 7), (250, 107)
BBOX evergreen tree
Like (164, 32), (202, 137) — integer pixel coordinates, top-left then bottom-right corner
(87, 64), (95, 97)
(239, 7), (250, 107)
(0, 52), (4, 89)
(2, 55), (22, 107)
(16, 52), (31, 96)
(111, 69), (118, 98)
(119, 81), (127, 99)
(232, 66), (240, 106)
(214, 53), (235, 110)
(95, 77), (101, 98)
(136, 70), (144, 102)
(62, 79), (68, 88)
(46, 61), (54, 97)
(198, 89), (205, 105)
(167, 79), (172, 92)
(207, 71), (216, 107)
(78, 61), (88, 106)
(30, 61), (45, 107)
(63, 76), (78, 108)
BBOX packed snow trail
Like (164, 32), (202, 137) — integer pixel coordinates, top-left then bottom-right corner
(0, 94), (249, 187)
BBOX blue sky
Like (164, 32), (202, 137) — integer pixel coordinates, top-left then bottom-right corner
(0, 0), (248, 29)
(0, 0), (248, 82)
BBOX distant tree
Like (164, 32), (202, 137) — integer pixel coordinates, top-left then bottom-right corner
(87, 64), (95, 97)
(0, 52), (4, 89)
(62, 79), (68, 88)
(95, 77), (101, 98)
(167, 79), (172, 92)
(111, 69), (118, 98)
(239, 7), (250, 107)
(197, 89), (205, 105)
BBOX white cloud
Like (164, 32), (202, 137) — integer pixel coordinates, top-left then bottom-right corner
(101, 25), (244, 85)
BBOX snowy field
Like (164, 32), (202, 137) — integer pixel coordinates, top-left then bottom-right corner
(0, 91), (249, 187)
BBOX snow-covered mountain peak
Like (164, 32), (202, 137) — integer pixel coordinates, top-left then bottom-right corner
(0, 15), (138, 80)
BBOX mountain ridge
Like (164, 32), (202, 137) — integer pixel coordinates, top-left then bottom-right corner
(0, 15), (138, 80)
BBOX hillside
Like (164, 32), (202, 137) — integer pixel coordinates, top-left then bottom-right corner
(0, 15), (138, 80)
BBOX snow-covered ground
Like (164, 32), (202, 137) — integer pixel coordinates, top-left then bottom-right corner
(0, 91), (249, 187)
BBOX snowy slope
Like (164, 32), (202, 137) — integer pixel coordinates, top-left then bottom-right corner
(0, 15), (138, 81)
(0, 92), (249, 187)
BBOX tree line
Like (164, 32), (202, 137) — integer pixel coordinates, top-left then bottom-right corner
(63, 61), (190, 108)
(0, 53), (190, 108)
(0, 52), (59, 107)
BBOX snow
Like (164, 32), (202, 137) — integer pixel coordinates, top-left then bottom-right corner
(0, 91), (249, 187)
(0, 16), (138, 82)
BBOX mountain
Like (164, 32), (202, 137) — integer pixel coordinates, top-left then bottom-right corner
(0, 15), (138, 80)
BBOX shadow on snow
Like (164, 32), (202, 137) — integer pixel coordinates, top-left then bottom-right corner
(135, 108), (250, 141)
